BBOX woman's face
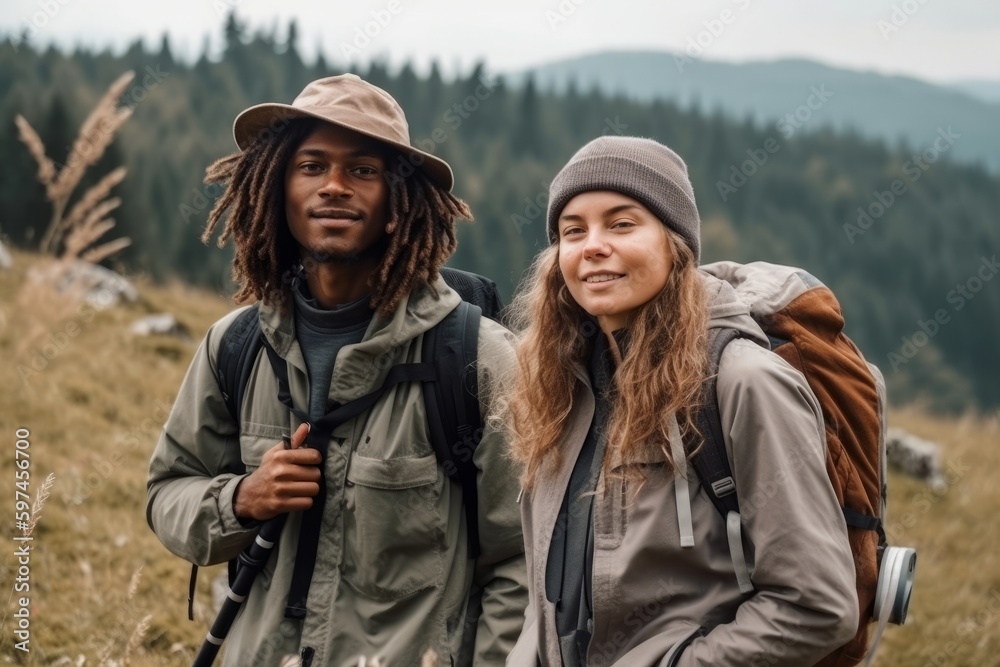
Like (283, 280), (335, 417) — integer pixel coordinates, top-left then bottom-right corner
(557, 190), (673, 334)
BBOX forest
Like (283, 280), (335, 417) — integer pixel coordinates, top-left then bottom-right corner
(2, 14), (998, 413)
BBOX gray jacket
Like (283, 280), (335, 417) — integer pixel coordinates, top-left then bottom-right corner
(147, 277), (528, 666)
(507, 272), (858, 666)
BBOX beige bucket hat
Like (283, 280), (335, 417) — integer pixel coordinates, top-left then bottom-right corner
(233, 74), (454, 191)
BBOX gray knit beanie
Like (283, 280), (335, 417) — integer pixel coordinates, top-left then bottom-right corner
(546, 136), (701, 263)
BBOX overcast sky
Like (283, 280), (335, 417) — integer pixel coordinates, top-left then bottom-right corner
(3, 0), (999, 84)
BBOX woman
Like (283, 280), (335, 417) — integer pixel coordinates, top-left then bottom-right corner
(503, 137), (857, 666)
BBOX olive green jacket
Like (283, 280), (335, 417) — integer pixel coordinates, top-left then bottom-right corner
(147, 277), (527, 667)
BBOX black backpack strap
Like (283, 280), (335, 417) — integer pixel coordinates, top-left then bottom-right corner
(257, 337), (439, 619)
(688, 327), (742, 520)
(422, 300), (484, 559)
(188, 304), (263, 619)
(216, 303), (264, 425)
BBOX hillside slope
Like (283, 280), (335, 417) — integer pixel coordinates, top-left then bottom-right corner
(0, 252), (997, 665)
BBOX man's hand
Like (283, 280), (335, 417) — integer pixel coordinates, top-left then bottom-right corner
(233, 422), (321, 521)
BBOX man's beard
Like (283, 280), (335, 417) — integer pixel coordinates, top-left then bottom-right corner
(303, 235), (390, 266)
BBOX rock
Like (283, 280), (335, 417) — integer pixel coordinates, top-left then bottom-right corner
(0, 239), (11, 269)
(886, 427), (947, 490)
(129, 313), (190, 340)
(63, 261), (138, 309)
(28, 259), (138, 309)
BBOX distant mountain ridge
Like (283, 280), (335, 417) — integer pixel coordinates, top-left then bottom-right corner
(513, 51), (1000, 172)
(948, 79), (1000, 105)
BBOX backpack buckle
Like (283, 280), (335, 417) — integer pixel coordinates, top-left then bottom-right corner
(711, 477), (736, 497)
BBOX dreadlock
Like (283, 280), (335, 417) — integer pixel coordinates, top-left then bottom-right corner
(202, 118), (472, 316)
(372, 163), (470, 315)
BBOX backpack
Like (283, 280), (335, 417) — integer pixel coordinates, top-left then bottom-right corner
(692, 261), (894, 667)
(186, 266), (504, 621)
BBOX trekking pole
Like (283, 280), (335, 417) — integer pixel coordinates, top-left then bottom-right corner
(192, 513), (288, 667)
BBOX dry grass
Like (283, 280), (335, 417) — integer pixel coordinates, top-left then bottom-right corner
(0, 249), (231, 665)
(16, 71), (134, 261)
(0, 248), (997, 665)
(868, 407), (1000, 667)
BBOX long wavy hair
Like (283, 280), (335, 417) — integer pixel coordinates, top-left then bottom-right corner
(503, 227), (709, 490)
(201, 118), (471, 316)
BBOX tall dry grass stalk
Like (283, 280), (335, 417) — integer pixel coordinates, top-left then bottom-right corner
(96, 565), (150, 666)
(15, 70), (134, 263)
(24, 471), (56, 536)
(122, 613), (152, 666)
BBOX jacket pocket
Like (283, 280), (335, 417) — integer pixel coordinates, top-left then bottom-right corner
(239, 421), (286, 471)
(342, 452), (445, 601)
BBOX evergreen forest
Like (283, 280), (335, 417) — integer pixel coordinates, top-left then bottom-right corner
(2, 15), (998, 413)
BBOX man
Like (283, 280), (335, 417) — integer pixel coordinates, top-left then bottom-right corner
(146, 74), (527, 667)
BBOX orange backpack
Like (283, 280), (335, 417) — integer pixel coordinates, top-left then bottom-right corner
(695, 261), (910, 666)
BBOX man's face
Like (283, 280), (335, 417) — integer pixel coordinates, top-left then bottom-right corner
(284, 122), (391, 265)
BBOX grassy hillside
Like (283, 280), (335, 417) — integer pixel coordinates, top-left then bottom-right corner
(1, 251), (997, 665)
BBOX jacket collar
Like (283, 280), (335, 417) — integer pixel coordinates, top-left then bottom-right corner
(257, 274), (462, 401)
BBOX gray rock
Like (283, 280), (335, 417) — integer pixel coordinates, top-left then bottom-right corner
(886, 427), (947, 490)
(28, 259), (139, 308)
(130, 313), (190, 340)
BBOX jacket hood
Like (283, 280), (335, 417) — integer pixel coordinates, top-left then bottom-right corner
(700, 270), (769, 346)
(365, 274), (463, 350)
(255, 274), (462, 405)
(258, 274), (461, 359)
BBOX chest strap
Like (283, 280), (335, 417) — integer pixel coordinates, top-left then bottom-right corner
(260, 339), (436, 619)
